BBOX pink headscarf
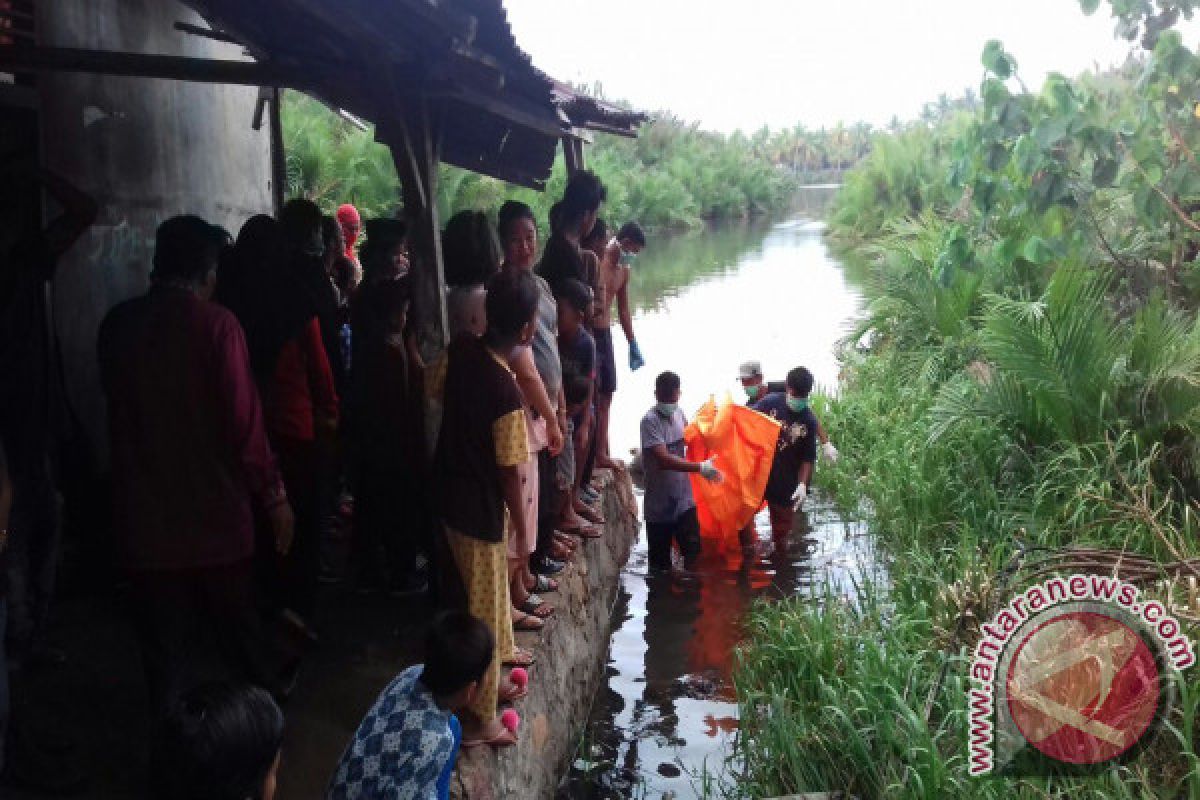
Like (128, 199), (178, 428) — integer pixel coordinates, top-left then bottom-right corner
(336, 203), (362, 255)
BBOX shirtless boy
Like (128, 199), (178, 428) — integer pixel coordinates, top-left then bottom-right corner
(593, 222), (646, 468)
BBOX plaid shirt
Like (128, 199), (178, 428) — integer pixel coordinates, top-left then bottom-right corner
(327, 665), (458, 800)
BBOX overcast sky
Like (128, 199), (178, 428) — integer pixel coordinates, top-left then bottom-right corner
(504, 0), (1175, 133)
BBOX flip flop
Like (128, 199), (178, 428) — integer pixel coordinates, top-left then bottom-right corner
(503, 647), (536, 667)
(512, 611), (544, 632)
(531, 574), (558, 593)
(499, 681), (528, 704)
(518, 595), (554, 618)
(461, 728), (518, 749)
(563, 523), (603, 539)
(576, 505), (606, 525)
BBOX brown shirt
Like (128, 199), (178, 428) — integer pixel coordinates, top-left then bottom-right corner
(433, 336), (528, 542)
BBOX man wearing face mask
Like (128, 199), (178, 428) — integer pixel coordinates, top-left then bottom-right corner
(747, 367), (839, 537)
(640, 372), (722, 574)
(737, 361), (785, 406)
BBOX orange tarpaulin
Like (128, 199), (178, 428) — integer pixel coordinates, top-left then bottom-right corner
(684, 396), (781, 553)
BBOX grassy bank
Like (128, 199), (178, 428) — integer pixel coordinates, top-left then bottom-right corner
(734, 1), (1200, 796)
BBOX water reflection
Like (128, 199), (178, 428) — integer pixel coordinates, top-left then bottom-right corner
(561, 505), (874, 799)
(625, 186), (839, 315)
(562, 192), (873, 799)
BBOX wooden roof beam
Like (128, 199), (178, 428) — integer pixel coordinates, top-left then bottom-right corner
(0, 44), (292, 86)
(173, 20), (244, 47)
(430, 84), (567, 139)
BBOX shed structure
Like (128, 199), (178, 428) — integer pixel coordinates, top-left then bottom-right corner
(0, 0), (645, 353)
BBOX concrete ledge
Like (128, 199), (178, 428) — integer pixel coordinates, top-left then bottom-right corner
(453, 468), (638, 800)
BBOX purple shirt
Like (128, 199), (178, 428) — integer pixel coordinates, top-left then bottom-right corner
(98, 286), (285, 571)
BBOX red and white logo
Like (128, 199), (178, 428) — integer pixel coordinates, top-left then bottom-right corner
(1006, 610), (1160, 765)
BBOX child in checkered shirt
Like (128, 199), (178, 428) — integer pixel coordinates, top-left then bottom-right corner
(327, 611), (493, 799)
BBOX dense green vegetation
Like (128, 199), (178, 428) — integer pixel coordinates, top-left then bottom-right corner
(736, 1), (1200, 797)
(281, 91), (870, 230)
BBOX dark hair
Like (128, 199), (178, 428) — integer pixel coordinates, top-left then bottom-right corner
(484, 269), (538, 345)
(321, 215), (344, 258)
(560, 171), (607, 225)
(655, 371), (681, 399)
(152, 215), (228, 283)
(443, 210), (502, 288)
(497, 201), (535, 240)
(582, 217), (608, 249)
(359, 218), (408, 282)
(554, 278), (591, 315)
(786, 366), (814, 397)
(563, 366), (591, 407)
(422, 611), (494, 696)
(537, 233), (585, 289)
(279, 197), (324, 257)
(548, 202), (563, 233)
(617, 222), (646, 247)
(150, 683), (283, 800)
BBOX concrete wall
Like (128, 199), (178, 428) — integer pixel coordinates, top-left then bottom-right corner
(453, 469), (639, 800)
(35, 0), (274, 460)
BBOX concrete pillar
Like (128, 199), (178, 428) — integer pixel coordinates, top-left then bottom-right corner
(34, 0), (274, 461)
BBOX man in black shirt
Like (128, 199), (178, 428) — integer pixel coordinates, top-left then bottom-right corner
(742, 366), (839, 540)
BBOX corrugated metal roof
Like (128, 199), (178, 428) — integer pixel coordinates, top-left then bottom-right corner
(175, 0), (641, 187)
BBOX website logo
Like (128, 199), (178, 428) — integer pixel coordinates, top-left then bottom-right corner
(968, 574), (1194, 776)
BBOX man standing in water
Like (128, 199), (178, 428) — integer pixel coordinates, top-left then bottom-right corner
(595, 222), (647, 468)
(640, 372), (722, 573)
(742, 367), (839, 542)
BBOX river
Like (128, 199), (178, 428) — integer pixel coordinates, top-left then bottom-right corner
(559, 189), (875, 799)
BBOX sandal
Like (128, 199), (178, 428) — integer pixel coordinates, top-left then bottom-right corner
(512, 611), (544, 632)
(563, 522), (603, 539)
(531, 574), (558, 593)
(575, 504), (606, 525)
(518, 595), (554, 618)
(462, 728), (517, 748)
(503, 647), (536, 667)
(499, 680), (528, 704)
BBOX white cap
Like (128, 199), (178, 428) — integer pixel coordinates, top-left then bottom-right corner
(738, 360), (762, 380)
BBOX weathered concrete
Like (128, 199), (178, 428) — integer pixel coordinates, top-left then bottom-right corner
(453, 467), (638, 800)
(35, 0), (273, 461)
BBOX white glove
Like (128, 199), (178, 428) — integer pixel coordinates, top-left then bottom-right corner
(791, 482), (808, 511)
(698, 458), (723, 483)
(822, 442), (839, 464)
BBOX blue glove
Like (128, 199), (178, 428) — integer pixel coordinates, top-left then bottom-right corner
(629, 340), (645, 371)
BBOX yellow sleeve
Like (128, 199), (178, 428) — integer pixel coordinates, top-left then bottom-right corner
(492, 409), (530, 467)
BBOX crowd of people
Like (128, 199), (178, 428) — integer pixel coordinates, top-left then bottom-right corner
(0, 161), (839, 797)
(0, 162), (663, 796)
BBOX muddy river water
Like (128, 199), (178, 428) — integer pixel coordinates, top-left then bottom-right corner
(559, 190), (878, 798)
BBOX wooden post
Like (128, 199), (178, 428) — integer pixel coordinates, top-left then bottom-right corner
(268, 87), (287, 214)
(561, 134), (586, 175)
(388, 94), (447, 360)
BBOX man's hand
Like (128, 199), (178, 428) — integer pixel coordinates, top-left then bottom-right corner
(628, 340), (645, 371)
(822, 442), (839, 464)
(269, 502), (295, 555)
(698, 458), (722, 483)
(791, 482), (808, 512)
(547, 415), (565, 457)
